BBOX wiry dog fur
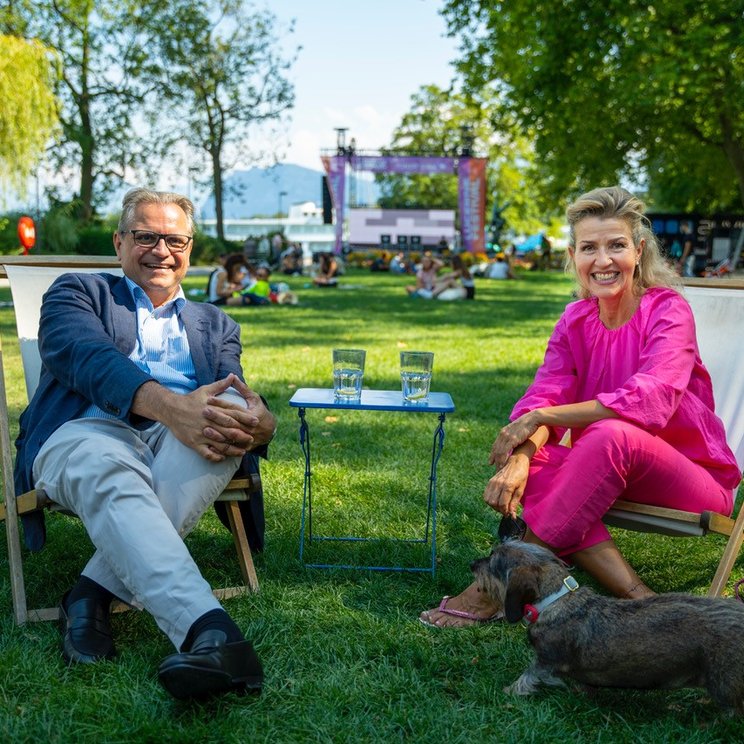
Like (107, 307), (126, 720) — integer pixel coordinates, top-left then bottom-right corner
(471, 541), (744, 714)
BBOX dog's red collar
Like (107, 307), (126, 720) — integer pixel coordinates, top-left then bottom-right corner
(521, 575), (579, 626)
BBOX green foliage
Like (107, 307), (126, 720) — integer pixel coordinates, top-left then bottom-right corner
(378, 84), (548, 235)
(76, 224), (115, 256)
(41, 204), (79, 254)
(0, 212), (24, 254)
(191, 231), (242, 264)
(7, 1), (165, 220)
(0, 34), (59, 196)
(442, 0), (744, 211)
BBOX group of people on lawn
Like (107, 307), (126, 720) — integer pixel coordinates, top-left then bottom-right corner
(16, 185), (739, 700)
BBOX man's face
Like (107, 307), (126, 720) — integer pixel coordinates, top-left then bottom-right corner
(114, 202), (192, 306)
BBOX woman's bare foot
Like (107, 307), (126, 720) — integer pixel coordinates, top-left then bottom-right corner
(419, 581), (503, 628)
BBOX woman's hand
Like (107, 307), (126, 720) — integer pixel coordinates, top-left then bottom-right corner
(488, 411), (540, 468)
(483, 453), (530, 517)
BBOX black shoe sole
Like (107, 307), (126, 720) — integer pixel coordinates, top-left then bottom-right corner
(158, 661), (262, 700)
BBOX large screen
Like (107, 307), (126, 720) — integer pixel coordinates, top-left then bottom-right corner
(348, 208), (455, 248)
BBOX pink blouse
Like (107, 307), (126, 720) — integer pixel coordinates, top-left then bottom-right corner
(511, 287), (740, 490)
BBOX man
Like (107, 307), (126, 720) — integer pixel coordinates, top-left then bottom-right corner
(14, 188), (276, 700)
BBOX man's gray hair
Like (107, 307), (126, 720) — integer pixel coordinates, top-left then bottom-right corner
(117, 188), (195, 234)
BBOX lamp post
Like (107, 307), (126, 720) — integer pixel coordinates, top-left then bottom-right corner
(278, 190), (287, 219)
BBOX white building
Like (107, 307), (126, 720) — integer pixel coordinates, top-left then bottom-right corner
(199, 201), (336, 255)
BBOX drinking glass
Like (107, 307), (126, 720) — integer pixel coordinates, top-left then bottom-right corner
(332, 348), (366, 398)
(400, 351), (434, 402)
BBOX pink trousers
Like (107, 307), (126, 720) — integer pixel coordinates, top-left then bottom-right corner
(522, 419), (734, 556)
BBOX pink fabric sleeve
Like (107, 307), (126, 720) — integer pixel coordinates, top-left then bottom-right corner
(596, 292), (696, 431)
(511, 314), (578, 421)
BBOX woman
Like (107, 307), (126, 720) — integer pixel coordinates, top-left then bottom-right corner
(313, 252), (339, 287)
(420, 186), (740, 627)
(209, 253), (246, 305)
(432, 255), (475, 301)
(406, 254), (444, 298)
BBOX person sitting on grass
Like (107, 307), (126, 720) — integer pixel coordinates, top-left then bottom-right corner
(405, 253), (444, 298)
(209, 253), (247, 305)
(432, 255), (476, 301)
(486, 253), (516, 280)
(313, 252), (339, 287)
(419, 185), (740, 627)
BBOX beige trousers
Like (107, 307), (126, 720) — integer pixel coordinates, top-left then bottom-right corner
(33, 393), (244, 649)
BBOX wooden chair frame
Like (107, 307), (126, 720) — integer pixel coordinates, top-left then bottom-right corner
(602, 277), (744, 596)
(0, 256), (258, 625)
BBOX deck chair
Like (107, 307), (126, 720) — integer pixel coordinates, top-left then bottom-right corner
(603, 279), (744, 596)
(0, 256), (259, 626)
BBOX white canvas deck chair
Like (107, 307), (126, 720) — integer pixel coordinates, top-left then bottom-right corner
(603, 279), (744, 596)
(0, 256), (259, 625)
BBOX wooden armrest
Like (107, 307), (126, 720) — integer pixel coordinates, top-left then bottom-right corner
(0, 489), (53, 521)
(611, 500), (703, 524)
(226, 473), (261, 493)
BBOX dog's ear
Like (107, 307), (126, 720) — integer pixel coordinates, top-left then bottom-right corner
(504, 565), (540, 623)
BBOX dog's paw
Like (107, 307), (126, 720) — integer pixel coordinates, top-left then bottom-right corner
(504, 675), (538, 696)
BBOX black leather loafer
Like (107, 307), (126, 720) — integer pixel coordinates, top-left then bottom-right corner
(158, 629), (263, 700)
(59, 590), (116, 664)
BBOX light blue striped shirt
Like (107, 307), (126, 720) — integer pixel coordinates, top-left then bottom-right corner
(82, 277), (197, 420)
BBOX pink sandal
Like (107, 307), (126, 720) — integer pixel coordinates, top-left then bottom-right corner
(419, 596), (503, 628)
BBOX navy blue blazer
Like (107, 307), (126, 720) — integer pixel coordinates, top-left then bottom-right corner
(14, 272), (266, 552)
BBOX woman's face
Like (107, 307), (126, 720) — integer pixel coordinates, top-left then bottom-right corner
(570, 217), (643, 300)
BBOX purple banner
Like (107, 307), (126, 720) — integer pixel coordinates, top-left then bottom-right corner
(321, 156), (346, 252)
(350, 155), (457, 175)
(458, 158), (487, 254)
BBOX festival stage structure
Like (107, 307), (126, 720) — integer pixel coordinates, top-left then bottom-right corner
(321, 146), (487, 254)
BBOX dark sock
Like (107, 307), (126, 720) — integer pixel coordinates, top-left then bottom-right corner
(66, 575), (115, 609)
(181, 609), (244, 652)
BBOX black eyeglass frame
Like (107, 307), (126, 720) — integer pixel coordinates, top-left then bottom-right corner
(122, 230), (193, 253)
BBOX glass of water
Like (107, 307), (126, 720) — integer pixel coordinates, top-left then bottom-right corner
(400, 351), (434, 403)
(332, 349), (366, 398)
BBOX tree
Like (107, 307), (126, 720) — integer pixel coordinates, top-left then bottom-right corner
(0, 34), (58, 195)
(149, 1), (296, 242)
(442, 0), (744, 212)
(378, 84), (546, 237)
(5, 1), (161, 221)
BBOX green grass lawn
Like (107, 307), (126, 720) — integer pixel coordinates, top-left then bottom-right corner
(1, 268), (741, 742)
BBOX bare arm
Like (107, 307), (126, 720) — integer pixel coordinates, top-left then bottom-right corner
(483, 401), (617, 517)
(490, 400), (618, 468)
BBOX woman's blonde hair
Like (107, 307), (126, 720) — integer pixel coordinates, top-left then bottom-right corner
(565, 186), (680, 299)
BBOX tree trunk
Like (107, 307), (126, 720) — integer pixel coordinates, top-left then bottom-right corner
(77, 25), (94, 222)
(211, 146), (225, 243)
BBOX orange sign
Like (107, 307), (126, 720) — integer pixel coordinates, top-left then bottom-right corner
(17, 216), (36, 254)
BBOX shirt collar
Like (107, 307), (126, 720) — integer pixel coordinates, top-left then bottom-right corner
(125, 276), (186, 314)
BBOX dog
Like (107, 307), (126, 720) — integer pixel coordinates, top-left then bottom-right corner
(471, 541), (744, 714)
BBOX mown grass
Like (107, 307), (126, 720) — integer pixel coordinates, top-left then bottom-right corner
(0, 268), (741, 743)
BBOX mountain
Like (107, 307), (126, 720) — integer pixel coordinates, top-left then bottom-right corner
(197, 163), (381, 220)
(199, 164), (324, 219)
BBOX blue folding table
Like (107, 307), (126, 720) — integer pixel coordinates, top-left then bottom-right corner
(289, 388), (455, 574)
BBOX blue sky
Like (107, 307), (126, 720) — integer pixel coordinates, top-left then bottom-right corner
(270, 0), (459, 170)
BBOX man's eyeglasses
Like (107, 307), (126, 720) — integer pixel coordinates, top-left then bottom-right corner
(123, 230), (193, 253)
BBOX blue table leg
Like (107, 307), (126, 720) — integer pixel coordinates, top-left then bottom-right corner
(427, 412), (447, 573)
(298, 406), (311, 563)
